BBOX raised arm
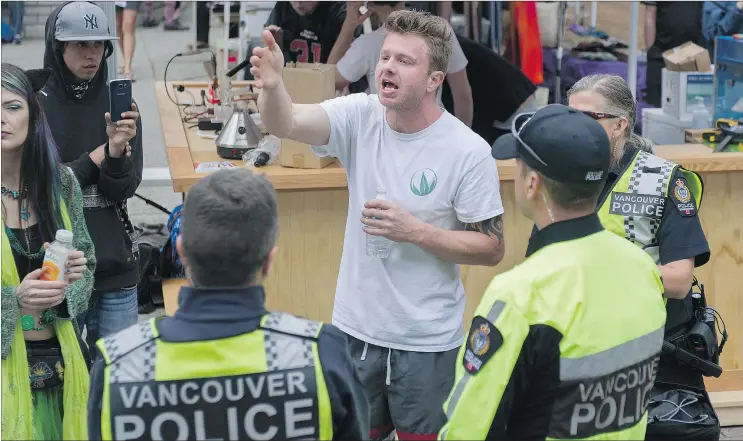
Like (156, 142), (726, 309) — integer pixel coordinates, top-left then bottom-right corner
(643, 2), (657, 49)
(446, 69), (473, 128)
(97, 103), (143, 201)
(253, 30), (332, 146)
(326, 2), (371, 66)
(68, 149), (102, 187)
(446, 35), (473, 127)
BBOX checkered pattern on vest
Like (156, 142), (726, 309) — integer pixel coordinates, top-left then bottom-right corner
(101, 321), (157, 384)
(261, 312), (322, 372)
(622, 151), (676, 264)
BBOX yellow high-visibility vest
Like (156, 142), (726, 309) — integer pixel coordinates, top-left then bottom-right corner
(440, 223), (667, 440)
(597, 150), (703, 264)
(97, 312), (333, 441)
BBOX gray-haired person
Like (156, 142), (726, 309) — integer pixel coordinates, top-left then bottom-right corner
(556, 74), (715, 440)
(87, 169), (369, 441)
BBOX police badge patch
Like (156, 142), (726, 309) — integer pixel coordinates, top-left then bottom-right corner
(463, 316), (503, 375)
(670, 177), (696, 217)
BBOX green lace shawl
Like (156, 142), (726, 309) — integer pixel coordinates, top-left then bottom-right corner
(1, 166), (96, 359)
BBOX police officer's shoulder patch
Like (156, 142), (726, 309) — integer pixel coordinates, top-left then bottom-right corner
(669, 176), (696, 217)
(462, 315), (503, 375)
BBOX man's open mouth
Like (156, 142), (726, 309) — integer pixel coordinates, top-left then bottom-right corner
(382, 80), (398, 90)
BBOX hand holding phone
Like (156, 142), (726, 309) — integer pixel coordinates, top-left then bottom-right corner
(106, 79), (139, 157)
(109, 79), (132, 123)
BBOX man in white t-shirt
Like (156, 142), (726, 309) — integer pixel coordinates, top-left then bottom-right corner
(251, 10), (505, 441)
(333, 1), (474, 127)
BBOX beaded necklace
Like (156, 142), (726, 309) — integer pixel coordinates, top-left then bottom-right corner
(2, 186), (55, 331)
(1, 185), (31, 221)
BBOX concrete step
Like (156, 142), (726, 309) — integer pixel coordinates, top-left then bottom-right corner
(4, 2), (60, 40)
(23, 23), (46, 39)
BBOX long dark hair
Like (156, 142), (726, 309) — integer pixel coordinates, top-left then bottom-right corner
(1, 63), (65, 242)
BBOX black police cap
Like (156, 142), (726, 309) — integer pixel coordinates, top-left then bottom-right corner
(492, 104), (611, 184)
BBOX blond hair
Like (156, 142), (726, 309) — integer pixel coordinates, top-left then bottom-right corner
(385, 10), (452, 74)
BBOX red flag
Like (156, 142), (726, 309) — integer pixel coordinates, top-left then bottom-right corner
(510, 1), (544, 85)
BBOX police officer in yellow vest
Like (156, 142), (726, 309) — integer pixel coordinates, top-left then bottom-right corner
(566, 75), (713, 398)
(87, 169), (370, 441)
(439, 105), (667, 441)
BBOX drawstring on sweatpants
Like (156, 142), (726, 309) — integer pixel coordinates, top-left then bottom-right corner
(385, 348), (391, 386)
(358, 343), (392, 385)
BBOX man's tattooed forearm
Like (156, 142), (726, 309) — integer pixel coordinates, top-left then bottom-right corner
(465, 214), (504, 241)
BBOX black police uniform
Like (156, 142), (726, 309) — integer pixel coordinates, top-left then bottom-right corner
(530, 146), (711, 390)
(87, 285), (370, 440)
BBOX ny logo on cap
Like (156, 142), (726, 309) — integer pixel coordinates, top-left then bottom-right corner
(84, 13), (98, 30)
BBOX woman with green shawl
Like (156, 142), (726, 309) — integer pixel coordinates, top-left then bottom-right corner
(1, 63), (96, 440)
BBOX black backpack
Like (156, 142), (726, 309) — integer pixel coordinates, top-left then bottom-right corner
(135, 223), (169, 313)
(645, 382), (721, 441)
(132, 194), (175, 314)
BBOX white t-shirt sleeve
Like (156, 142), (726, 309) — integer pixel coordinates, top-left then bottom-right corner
(312, 93), (369, 165)
(337, 35), (375, 84)
(447, 32), (468, 74)
(454, 154), (504, 223)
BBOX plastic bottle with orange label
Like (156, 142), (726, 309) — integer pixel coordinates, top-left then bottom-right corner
(40, 230), (74, 282)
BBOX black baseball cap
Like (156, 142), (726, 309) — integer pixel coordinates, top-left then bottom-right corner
(492, 104), (610, 184)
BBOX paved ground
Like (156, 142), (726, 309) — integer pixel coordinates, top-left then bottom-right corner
(3, 6), (742, 438)
(2, 2), (213, 228)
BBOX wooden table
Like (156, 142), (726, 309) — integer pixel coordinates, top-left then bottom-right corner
(157, 81), (743, 418)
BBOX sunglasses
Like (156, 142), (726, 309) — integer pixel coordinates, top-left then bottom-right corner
(511, 112), (548, 167)
(582, 110), (621, 121)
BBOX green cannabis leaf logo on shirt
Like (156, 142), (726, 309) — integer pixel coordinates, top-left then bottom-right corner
(410, 168), (438, 196)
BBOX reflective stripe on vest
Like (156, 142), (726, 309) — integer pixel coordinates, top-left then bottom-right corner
(550, 327), (664, 439)
(598, 151), (703, 264)
(439, 229), (667, 441)
(97, 313), (333, 441)
(560, 327), (664, 381)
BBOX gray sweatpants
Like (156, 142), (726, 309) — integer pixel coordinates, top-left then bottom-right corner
(346, 334), (459, 441)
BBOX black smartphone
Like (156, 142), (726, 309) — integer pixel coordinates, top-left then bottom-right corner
(109, 79), (132, 122)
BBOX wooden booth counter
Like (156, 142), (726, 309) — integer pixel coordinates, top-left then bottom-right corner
(158, 82), (743, 415)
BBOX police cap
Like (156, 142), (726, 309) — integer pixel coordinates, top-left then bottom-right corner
(492, 104), (611, 184)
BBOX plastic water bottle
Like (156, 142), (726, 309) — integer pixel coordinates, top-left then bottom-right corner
(691, 96), (711, 130)
(366, 188), (393, 259)
(40, 230), (74, 281)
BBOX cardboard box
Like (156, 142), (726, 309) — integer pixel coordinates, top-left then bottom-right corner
(662, 69), (715, 120)
(279, 62), (337, 169)
(663, 42), (712, 72)
(282, 62), (336, 104)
